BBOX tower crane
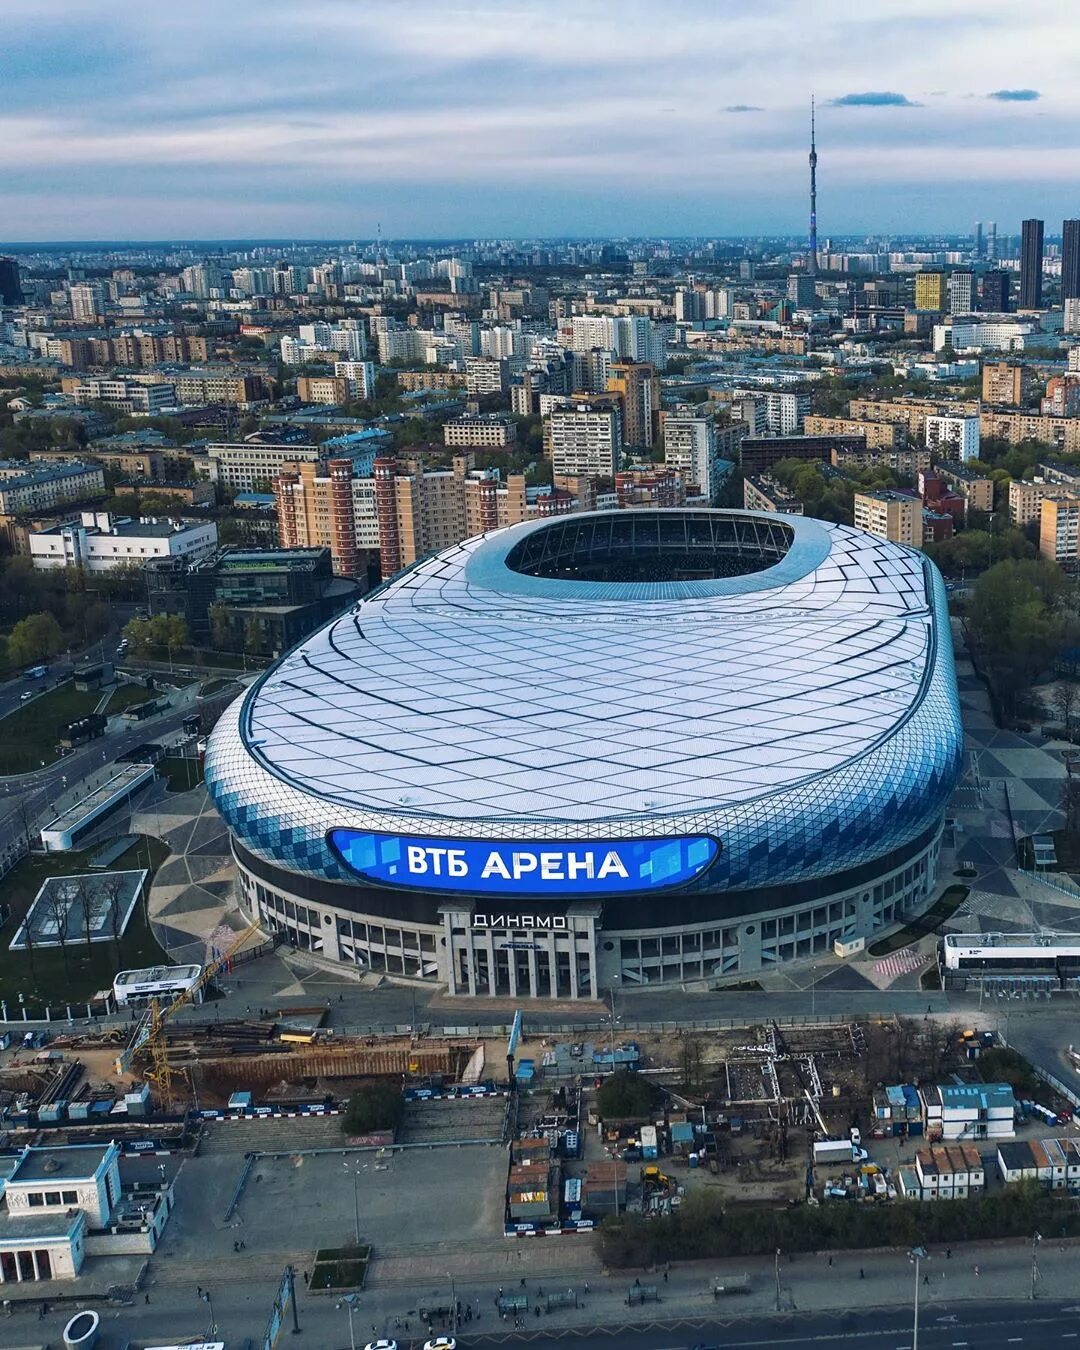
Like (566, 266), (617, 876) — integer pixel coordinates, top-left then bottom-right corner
(116, 919), (261, 1109)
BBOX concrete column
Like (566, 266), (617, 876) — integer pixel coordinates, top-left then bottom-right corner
(443, 915), (458, 995)
(526, 941), (539, 999)
(567, 933), (578, 999)
(485, 930), (497, 996)
(506, 936), (518, 998)
(32, 1250), (44, 1281)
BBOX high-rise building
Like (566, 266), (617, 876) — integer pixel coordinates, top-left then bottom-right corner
(548, 400), (623, 478)
(925, 415), (980, 464)
(1063, 220), (1080, 301)
(1040, 494), (1080, 563)
(69, 282), (105, 322)
(987, 221), (998, 262)
(0, 257), (23, 305)
(974, 222), (984, 259)
(1019, 218), (1044, 309)
(982, 363), (1025, 406)
(948, 271), (974, 315)
(606, 360), (659, 449)
(787, 274), (817, 309)
(662, 414), (718, 499)
(980, 270), (1010, 312)
(853, 490), (923, 548)
(914, 273), (947, 311)
(275, 458), (363, 579)
(674, 289), (705, 323)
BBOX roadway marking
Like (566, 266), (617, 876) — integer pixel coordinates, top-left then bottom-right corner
(1008, 1339), (1024, 1343)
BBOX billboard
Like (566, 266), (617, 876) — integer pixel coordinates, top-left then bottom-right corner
(328, 830), (719, 896)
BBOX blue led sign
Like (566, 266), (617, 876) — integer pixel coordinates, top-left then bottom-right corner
(327, 830), (719, 896)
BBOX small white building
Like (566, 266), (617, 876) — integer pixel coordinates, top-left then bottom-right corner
(29, 510), (217, 572)
(921, 1083), (1016, 1141)
(998, 1137), (1080, 1189)
(911, 1144), (985, 1199)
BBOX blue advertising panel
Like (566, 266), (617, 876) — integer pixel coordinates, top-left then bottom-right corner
(327, 830), (719, 896)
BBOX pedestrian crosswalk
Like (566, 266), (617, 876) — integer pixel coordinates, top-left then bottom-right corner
(874, 947), (929, 979)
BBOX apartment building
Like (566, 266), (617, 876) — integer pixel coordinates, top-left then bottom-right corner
(914, 272), (947, 311)
(743, 474), (804, 515)
(0, 461), (105, 514)
(853, 489), (923, 547)
(443, 413), (518, 447)
(804, 415), (899, 450)
(982, 362), (1027, 406)
(1008, 478), (1070, 527)
(296, 376), (350, 406)
(848, 397), (980, 440)
(1040, 495), (1080, 563)
(464, 357), (508, 395)
(203, 439), (384, 492)
(925, 414), (980, 463)
(614, 469), (685, 509)
(981, 409), (1080, 453)
(831, 446), (933, 476)
(274, 458), (367, 578)
(548, 400), (624, 478)
(334, 360), (376, 400)
(72, 379), (176, 415)
(936, 461), (994, 515)
(662, 414), (718, 499)
(606, 359), (660, 449)
(171, 372), (265, 407)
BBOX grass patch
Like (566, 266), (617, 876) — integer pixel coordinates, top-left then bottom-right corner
(106, 682), (157, 713)
(0, 835), (171, 1008)
(0, 682), (102, 774)
(159, 756), (204, 793)
(198, 677), (237, 699)
(310, 1244), (370, 1291)
(867, 885), (970, 958)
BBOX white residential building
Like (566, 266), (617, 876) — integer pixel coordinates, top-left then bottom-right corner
(663, 414), (718, 499)
(72, 380), (176, 415)
(334, 360), (376, 400)
(925, 414), (980, 463)
(548, 400), (623, 478)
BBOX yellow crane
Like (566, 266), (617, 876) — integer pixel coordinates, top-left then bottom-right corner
(116, 919), (262, 1109)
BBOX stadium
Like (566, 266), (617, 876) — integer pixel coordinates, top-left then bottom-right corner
(204, 509), (963, 1000)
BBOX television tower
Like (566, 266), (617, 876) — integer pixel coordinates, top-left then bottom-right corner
(807, 97), (819, 277)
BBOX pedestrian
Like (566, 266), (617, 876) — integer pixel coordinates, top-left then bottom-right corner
(828, 1255), (833, 1267)
(923, 1274), (929, 1286)
(974, 1265), (980, 1277)
(197, 1287), (203, 1298)
(663, 1271), (668, 1284)
(520, 1277), (526, 1288)
(946, 1248), (952, 1260)
(634, 1277), (640, 1287)
(859, 1268), (865, 1280)
(145, 1293), (151, 1304)
(303, 1271), (309, 1284)
(584, 1281), (590, 1295)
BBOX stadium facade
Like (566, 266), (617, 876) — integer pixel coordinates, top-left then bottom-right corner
(205, 510), (963, 999)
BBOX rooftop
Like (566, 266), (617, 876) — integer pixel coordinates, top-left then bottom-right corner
(0, 1210), (85, 1243)
(42, 763), (155, 834)
(114, 963), (201, 987)
(10, 1143), (116, 1184)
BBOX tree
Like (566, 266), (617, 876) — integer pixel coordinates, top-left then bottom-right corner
(243, 616), (263, 654)
(8, 612), (63, 666)
(966, 559), (1069, 715)
(103, 874), (126, 968)
(209, 603), (232, 650)
(342, 1083), (405, 1136)
(39, 886), (71, 972)
(595, 1070), (658, 1120)
(1053, 681), (1078, 733)
(123, 617), (153, 654)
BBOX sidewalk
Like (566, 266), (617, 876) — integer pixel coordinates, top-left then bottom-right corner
(347, 1235), (1080, 1335)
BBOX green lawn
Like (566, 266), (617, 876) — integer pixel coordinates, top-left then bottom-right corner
(0, 682), (102, 774)
(159, 756), (204, 793)
(867, 885), (970, 957)
(106, 682), (157, 713)
(0, 835), (171, 1008)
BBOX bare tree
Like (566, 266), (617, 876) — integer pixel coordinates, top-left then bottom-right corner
(78, 878), (94, 953)
(1053, 682), (1078, 736)
(103, 876), (125, 968)
(39, 886), (71, 972)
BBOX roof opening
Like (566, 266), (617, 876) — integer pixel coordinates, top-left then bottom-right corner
(504, 510), (795, 584)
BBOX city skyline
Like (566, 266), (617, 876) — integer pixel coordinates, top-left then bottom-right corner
(4, 0), (1079, 241)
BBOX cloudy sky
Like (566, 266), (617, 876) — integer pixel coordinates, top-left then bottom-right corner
(4, 0), (1079, 241)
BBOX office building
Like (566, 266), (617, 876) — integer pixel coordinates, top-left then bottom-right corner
(548, 400), (623, 477)
(146, 547), (361, 654)
(29, 511), (217, 572)
(914, 273), (947, 311)
(980, 270), (1010, 312)
(925, 414), (980, 463)
(740, 434), (865, 477)
(1063, 220), (1080, 301)
(787, 274), (817, 309)
(0, 257), (24, 305)
(948, 271), (974, 315)
(1040, 495), (1080, 562)
(853, 490), (923, 547)
(1019, 219), (1044, 310)
(606, 360), (659, 449)
(662, 414), (718, 499)
(72, 379), (176, 415)
(204, 509), (961, 997)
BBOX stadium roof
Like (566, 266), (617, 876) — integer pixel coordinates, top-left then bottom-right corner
(230, 511), (945, 824)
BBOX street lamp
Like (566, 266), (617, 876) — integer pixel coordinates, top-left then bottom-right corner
(909, 1246), (928, 1350)
(343, 1159), (361, 1245)
(1031, 1230), (1042, 1300)
(198, 1288), (216, 1336)
(447, 1270), (456, 1332)
(775, 1247), (782, 1312)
